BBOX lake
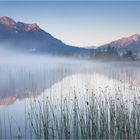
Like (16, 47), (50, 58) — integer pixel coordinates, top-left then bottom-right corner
(0, 55), (140, 139)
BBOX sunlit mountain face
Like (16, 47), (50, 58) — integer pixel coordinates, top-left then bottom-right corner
(95, 34), (140, 59)
(99, 34), (140, 49)
(0, 16), (39, 31)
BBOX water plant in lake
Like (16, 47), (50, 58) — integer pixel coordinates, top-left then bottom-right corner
(28, 87), (140, 139)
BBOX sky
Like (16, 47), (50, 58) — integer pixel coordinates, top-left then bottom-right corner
(0, 1), (140, 47)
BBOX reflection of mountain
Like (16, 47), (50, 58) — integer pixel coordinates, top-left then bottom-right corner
(0, 63), (76, 105)
(0, 16), (91, 56)
(0, 91), (39, 106)
(0, 61), (140, 105)
(0, 96), (17, 105)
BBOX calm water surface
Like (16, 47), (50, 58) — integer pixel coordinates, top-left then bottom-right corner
(0, 55), (140, 138)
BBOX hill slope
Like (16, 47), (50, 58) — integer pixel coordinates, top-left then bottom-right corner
(0, 16), (91, 55)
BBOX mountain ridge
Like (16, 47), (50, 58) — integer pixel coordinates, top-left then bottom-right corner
(0, 16), (140, 59)
(0, 16), (91, 55)
(99, 34), (140, 48)
(0, 16), (40, 32)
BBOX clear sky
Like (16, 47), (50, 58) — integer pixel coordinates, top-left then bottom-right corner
(0, 1), (140, 47)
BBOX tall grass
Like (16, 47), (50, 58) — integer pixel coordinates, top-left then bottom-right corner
(0, 61), (140, 139)
(28, 87), (140, 139)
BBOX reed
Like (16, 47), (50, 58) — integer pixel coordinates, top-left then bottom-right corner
(28, 87), (140, 139)
(0, 61), (140, 139)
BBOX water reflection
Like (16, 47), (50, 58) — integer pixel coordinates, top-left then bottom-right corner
(0, 58), (140, 105)
(0, 56), (140, 138)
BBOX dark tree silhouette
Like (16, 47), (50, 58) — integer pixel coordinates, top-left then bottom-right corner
(107, 45), (112, 53)
(107, 45), (117, 55)
(125, 50), (133, 58)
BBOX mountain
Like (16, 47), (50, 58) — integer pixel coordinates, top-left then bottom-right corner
(96, 34), (140, 59)
(109, 34), (140, 48)
(0, 16), (91, 55)
(1, 16), (140, 60)
(98, 34), (140, 50)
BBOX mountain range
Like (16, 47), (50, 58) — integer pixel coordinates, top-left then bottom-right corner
(0, 16), (140, 59)
(96, 34), (140, 59)
(98, 34), (140, 50)
(0, 16), (90, 55)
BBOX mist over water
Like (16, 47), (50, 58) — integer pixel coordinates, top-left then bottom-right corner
(0, 47), (140, 138)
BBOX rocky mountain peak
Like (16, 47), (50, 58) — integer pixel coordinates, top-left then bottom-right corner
(0, 16), (40, 31)
(0, 16), (16, 27)
(129, 34), (140, 41)
(17, 22), (40, 31)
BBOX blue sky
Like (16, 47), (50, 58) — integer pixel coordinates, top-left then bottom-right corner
(0, 1), (140, 47)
